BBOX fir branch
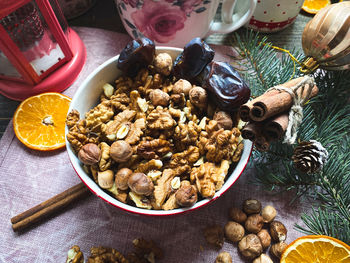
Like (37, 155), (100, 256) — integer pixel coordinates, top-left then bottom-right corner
(234, 31), (350, 243)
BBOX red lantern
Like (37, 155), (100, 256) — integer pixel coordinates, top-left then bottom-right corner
(0, 0), (86, 100)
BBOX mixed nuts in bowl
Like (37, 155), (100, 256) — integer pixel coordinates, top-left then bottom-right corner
(65, 38), (253, 215)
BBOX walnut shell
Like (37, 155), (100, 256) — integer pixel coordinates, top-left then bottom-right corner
(224, 221), (245, 243)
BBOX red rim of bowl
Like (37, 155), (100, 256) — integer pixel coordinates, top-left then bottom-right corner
(65, 46), (253, 216)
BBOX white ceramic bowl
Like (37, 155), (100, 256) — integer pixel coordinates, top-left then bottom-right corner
(65, 47), (253, 216)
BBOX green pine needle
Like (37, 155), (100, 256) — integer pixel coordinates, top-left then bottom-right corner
(233, 30), (350, 244)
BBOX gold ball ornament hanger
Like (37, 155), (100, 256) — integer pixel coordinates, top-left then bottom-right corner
(301, 1), (350, 72)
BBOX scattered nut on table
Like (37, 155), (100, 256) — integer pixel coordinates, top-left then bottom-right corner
(261, 205), (277, 223)
(269, 221), (287, 242)
(243, 199), (262, 215)
(229, 207), (247, 224)
(252, 253), (273, 263)
(215, 251), (232, 263)
(270, 241), (288, 259)
(257, 229), (271, 250)
(224, 221), (245, 243)
(204, 225), (224, 248)
(245, 214), (264, 234)
(238, 234), (263, 259)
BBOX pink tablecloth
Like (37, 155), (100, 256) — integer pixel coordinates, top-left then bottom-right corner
(0, 27), (308, 263)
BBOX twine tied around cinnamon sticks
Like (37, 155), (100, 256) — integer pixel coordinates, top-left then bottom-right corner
(239, 76), (318, 151)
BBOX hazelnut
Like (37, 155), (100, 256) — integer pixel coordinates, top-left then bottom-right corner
(97, 170), (114, 189)
(173, 79), (192, 95)
(149, 89), (170, 107)
(189, 86), (207, 109)
(213, 111), (233, 130)
(78, 143), (101, 165)
(238, 234), (263, 259)
(245, 214), (264, 233)
(257, 229), (271, 250)
(128, 172), (154, 196)
(204, 225), (224, 248)
(243, 198), (262, 214)
(154, 52), (172, 76)
(224, 221), (245, 243)
(270, 221), (287, 242)
(110, 140), (133, 163)
(252, 254), (273, 263)
(229, 207), (247, 224)
(270, 241), (288, 259)
(261, 205), (277, 223)
(175, 184), (197, 207)
(115, 168), (133, 190)
(215, 251), (232, 263)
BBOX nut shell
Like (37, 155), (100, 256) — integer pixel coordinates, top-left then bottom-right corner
(97, 170), (114, 189)
(224, 221), (245, 243)
(261, 205), (277, 223)
(245, 214), (264, 234)
(243, 199), (262, 214)
(149, 89), (170, 107)
(257, 229), (271, 250)
(78, 143), (101, 165)
(173, 79), (192, 95)
(189, 86), (207, 109)
(213, 111), (233, 130)
(128, 172), (154, 196)
(229, 207), (247, 224)
(270, 221), (287, 242)
(110, 140), (133, 163)
(270, 241), (288, 259)
(115, 168), (133, 190)
(175, 184), (197, 207)
(238, 234), (263, 260)
(253, 254), (273, 263)
(215, 251), (232, 263)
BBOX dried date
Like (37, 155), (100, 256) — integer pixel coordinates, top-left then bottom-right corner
(173, 37), (215, 82)
(202, 61), (250, 111)
(117, 38), (155, 77)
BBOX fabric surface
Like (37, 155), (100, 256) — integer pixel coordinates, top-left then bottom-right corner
(0, 27), (309, 263)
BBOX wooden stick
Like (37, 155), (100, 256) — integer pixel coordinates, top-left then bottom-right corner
(11, 183), (90, 232)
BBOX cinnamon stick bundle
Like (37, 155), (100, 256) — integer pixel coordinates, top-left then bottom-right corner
(241, 112), (289, 151)
(239, 77), (318, 122)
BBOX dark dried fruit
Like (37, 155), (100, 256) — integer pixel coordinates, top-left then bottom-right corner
(117, 38), (155, 77)
(173, 37), (215, 81)
(202, 61), (250, 111)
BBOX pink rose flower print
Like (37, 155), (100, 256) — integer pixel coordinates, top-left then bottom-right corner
(131, 0), (187, 43)
(181, 0), (203, 15)
(122, 0), (138, 8)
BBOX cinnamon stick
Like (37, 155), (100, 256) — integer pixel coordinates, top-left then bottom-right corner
(263, 112), (289, 141)
(241, 122), (262, 142)
(249, 77), (319, 122)
(11, 183), (90, 232)
(255, 135), (270, 152)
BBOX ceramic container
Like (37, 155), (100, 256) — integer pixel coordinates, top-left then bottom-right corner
(65, 47), (253, 216)
(114, 0), (256, 47)
(247, 0), (305, 32)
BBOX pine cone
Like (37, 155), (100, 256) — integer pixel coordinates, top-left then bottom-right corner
(292, 140), (328, 174)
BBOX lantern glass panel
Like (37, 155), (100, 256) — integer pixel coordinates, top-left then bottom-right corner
(0, 50), (23, 79)
(0, 1), (66, 77)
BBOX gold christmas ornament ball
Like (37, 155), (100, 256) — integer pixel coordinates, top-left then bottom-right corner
(302, 1), (350, 71)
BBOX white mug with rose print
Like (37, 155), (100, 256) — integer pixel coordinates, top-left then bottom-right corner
(246, 0), (305, 32)
(115, 0), (257, 47)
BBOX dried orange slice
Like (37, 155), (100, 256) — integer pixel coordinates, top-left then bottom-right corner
(302, 0), (331, 14)
(13, 92), (71, 151)
(281, 235), (350, 262)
